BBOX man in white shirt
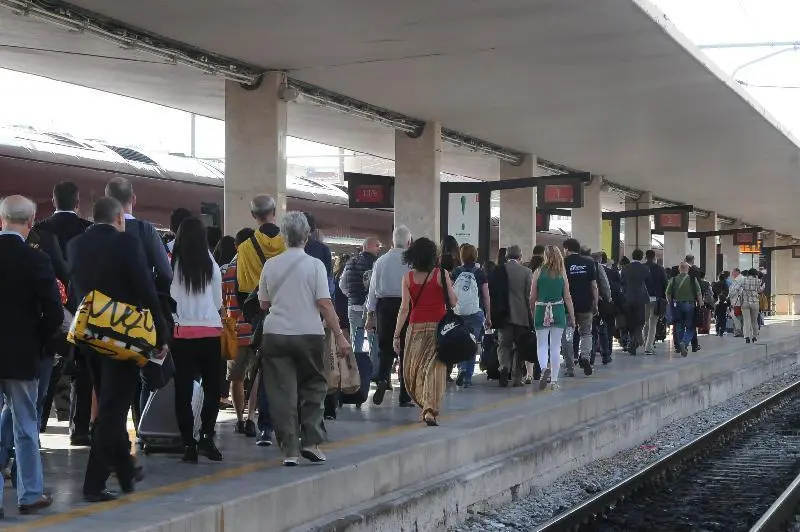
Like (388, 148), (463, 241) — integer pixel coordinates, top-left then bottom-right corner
(365, 226), (414, 407)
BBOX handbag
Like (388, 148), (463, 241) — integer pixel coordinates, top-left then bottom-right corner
(338, 350), (361, 395)
(220, 316), (238, 360)
(436, 267), (478, 365)
(323, 329), (341, 393)
(67, 290), (157, 367)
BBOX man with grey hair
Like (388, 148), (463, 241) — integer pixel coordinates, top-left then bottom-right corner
(0, 195), (62, 514)
(498, 244), (536, 387)
(365, 225), (414, 406)
(258, 212), (351, 466)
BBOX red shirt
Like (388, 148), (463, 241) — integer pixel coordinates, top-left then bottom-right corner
(408, 268), (447, 324)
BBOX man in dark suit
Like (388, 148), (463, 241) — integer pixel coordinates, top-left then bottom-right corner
(0, 195), (61, 515)
(105, 177), (173, 432)
(35, 181), (93, 444)
(68, 197), (170, 502)
(621, 248), (651, 356)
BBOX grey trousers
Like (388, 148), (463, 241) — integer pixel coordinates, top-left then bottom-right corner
(498, 325), (527, 382)
(561, 312), (593, 368)
(261, 333), (327, 457)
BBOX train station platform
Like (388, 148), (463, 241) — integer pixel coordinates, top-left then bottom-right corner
(4, 318), (800, 532)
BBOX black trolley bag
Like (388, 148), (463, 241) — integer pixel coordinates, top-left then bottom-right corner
(480, 330), (501, 380)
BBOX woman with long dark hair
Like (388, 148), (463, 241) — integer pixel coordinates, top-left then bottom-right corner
(440, 235), (461, 272)
(393, 238), (457, 426)
(212, 235), (236, 267)
(170, 217), (224, 463)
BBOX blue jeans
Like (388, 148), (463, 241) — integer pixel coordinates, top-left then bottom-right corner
(458, 311), (485, 383)
(349, 306), (378, 379)
(0, 357), (53, 466)
(673, 301), (696, 347)
(0, 379), (44, 505)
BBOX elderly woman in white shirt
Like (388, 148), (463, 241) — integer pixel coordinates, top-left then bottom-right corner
(258, 212), (351, 467)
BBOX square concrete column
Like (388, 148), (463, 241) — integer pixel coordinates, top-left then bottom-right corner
(224, 73), (287, 233)
(395, 122), (441, 242)
(720, 220), (742, 272)
(499, 155), (537, 256)
(695, 212), (718, 276)
(571, 176), (602, 253)
(663, 231), (688, 268)
(624, 192), (652, 254)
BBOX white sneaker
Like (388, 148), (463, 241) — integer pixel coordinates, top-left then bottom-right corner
(549, 381), (561, 391)
(300, 446), (327, 463)
(282, 457), (299, 467)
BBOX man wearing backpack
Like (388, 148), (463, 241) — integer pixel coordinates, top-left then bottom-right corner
(451, 244), (491, 387)
(235, 195), (286, 446)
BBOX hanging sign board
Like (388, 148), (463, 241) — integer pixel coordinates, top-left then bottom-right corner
(653, 211), (689, 233)
(537, 180), (584, 209)
(447, 193), (480, 246)
(536, 211), (550, 232)
(734, 230), (758, 246)
(345, 172), (394, 209)
(739, 241), (762, 254)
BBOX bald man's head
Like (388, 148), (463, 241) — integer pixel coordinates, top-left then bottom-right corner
(0, 195), (36, 237)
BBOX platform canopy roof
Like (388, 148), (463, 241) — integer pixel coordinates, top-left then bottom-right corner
(1, 0), (799, 234)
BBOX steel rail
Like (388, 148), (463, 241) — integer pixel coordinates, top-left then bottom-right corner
(535, 378), (800, 531)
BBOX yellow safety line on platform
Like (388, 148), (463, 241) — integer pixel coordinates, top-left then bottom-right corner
(7, 387), (544, 530)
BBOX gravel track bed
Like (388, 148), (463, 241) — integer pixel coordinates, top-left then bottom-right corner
(452, 364), (800, 531)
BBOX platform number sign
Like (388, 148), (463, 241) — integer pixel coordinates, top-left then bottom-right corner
(537, 179), (584, 209)
(345, 172), (394, 209)
(654, 211), (689, 232)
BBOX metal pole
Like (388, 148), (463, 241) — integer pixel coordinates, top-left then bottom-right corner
(190, 113), (196, 157)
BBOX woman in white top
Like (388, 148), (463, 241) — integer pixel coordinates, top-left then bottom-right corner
(258, 212), (351, 467)
(170, 217), (223, 463)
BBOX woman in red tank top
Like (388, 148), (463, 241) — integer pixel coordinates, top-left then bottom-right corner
(393, 238), (457, 426)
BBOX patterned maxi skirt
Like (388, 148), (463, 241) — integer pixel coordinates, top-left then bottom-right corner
(403, 321), (447, 418)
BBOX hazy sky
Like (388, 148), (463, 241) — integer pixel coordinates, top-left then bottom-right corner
(0, 0), (798, 168)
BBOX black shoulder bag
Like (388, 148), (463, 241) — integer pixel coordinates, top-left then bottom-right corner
(436, 267), (478, 365)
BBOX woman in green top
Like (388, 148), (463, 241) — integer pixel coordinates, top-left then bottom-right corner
(530, 246), (576, 391)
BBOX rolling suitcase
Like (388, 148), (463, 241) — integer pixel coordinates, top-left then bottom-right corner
(338, 351), (373, 408)
(138, 379), (203, 454)
(480, 331), (501, 380)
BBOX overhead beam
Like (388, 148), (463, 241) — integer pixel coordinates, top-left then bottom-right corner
(602, 204), (693, 220)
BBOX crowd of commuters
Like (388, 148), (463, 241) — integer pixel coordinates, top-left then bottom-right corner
(0, 178), (771, 513)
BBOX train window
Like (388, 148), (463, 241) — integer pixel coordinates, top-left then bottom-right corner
(105, 145), (158, 165)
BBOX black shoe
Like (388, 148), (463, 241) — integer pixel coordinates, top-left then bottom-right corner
(198, 437), (223, 461)
(83, 490), (118, 503)
(746, 337), (751, 344)
(372, 380), (388, 405)
(499, 370), (509, 388)
(256, 430), (273, 447)
(243, 419), (257, 437)
(399, 401), (415, 408)
(579, 357), (593, 376)
(455, 371), (465, 387)
(692, 345), (701, 353)
(752, 337), (757, 343)
(324, 410), (337, 421)
(629, 348), (637, 356)
(70, 434), (91, 447)
(533, 368), (542, 381)
(120, 466), (145, 494)
(602, 356), (612, 365)
(18, 494), (53, 514)
(234, 420), (246, 434)
(0, 507), (4, 518)
(182, 444), (198, 463)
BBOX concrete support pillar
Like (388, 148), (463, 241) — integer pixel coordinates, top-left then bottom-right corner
(720, 220), (742, 272)
(499, 155), (537, 256)
(224, 73), (287, 233)
(695, 212), (718, 276)
(663, 231), (689, 269)
(571, 176), (602, 253)
(624, 192), (652, 254)
(395, 123), (441, 242)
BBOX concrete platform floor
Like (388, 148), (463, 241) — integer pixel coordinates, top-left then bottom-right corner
(2, 317), (799, 531)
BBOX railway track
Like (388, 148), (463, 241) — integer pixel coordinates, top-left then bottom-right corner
(536, 379), (800, 532)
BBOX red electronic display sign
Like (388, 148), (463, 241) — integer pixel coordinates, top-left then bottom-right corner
(345, 172), (394, 209)
(536, 211), (550, 232)
(653, 211), (689, 232)
(734, 230), (758, 246)
(537, 180), (584, 209)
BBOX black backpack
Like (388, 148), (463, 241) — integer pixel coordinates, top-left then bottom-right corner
(435, 267), (478, 365)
